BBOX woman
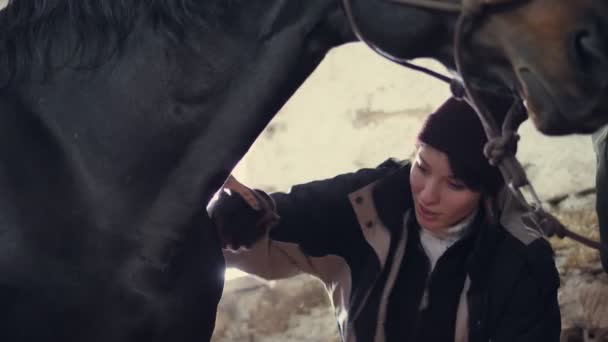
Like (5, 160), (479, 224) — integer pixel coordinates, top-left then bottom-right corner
(210, 97), (561, 342)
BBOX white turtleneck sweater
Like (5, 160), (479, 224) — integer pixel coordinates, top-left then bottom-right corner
(419, 208), (478, 271)
(417, 208), (478, 310)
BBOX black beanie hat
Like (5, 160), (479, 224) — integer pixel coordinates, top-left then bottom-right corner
(417, 97), (505, 196)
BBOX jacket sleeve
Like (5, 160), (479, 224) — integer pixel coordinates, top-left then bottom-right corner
(491, 239), (561, 342)
(224, 159), (405, 280)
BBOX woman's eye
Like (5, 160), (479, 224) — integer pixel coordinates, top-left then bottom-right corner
(448, 181), (466, 190)
(416, 162), (429, 174)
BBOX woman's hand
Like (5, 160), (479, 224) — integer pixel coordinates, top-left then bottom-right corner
(209, 175), (279, 251)
(223, 175), (262, 210)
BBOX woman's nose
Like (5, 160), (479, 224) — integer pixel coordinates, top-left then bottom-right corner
(418, 182), (440, 205)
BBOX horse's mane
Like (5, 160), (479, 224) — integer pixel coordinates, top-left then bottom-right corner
(0, 0), (239, 83)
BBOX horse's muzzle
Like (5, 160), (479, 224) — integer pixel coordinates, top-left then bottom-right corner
(517, 68), (608, 135)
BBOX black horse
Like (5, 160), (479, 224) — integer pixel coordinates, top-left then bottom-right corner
(1, 1), (607, 341)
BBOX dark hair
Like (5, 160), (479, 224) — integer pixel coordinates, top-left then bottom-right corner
(416, 97), (512, 197)
(413, 141), (504, 195)
(449, 148), (503, 195)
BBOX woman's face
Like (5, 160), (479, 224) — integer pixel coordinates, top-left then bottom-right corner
(410, 143), (481, 234)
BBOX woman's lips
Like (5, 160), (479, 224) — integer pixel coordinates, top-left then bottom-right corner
(417, 202), (440, 222)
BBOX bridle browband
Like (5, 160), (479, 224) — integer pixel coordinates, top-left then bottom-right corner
(343, 0), (606, 251)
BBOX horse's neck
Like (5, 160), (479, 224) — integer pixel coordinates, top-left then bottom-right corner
(332, 0), (458, 68)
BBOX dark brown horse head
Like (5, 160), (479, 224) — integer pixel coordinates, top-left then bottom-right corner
(471, 0), (608, 135)
(346, 0), (608, 135)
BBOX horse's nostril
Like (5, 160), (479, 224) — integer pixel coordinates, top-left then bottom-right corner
(583, 33), (605, 60)
(572, 24), (608, 78)
(574, 32), (590, 69)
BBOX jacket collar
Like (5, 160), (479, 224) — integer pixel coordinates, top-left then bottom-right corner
(371, 160), (413, 236)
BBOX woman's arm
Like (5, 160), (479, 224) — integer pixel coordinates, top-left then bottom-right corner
(215, 159), (405, 280)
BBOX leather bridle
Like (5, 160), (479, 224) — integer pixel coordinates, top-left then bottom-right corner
(342, 0), (606, 251)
